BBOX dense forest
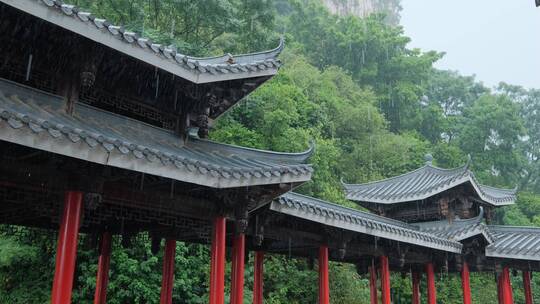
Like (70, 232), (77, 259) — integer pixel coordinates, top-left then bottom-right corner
(1, 0), (540, 303)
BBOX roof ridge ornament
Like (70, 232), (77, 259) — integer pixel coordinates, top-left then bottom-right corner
(424, 153), (433, 165)
(465, 154), (472, 170)
(477, 206), (485, 223)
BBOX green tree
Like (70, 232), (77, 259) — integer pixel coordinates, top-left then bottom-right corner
(457, 94), (524, 186)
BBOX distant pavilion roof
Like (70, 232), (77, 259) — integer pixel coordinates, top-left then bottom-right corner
(343, 163), (517, 206)
(414, 209), (495, 243)
(271, 192), (462, 253)
(0, 78), (313, 188)
(486, 226), (540, 261)
(2, 0), (284, 84)
(413, 214), (540, 262)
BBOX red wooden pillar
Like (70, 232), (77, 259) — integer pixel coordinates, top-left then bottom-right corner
(425, 263), (437, 304)
(253, 251), (264, 304)
(230, 242), (238, 304)
(498, 272), (504, 304)
(498, 267), (514, 304)
(94, 232), (112, 304)
(160, 239), (176, 304)
(379, 256), (391, 304)
(461, 262), (472, 304)
(319, 246), (330, 304)
(505, 268), (515, 304)
(369, 265), (378, 304)
(523, 271), (533, 304)
(51, 191), (84, 304)
(209, 217), (226, 304)
(230, 234), (246, 304)
(412, 271), (420, 304)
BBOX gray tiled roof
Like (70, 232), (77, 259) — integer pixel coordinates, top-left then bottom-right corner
(0, 78), (313, 188)
(486, 226), (540, 261)
(2, 0), (283, 84)
(343, 164), (516, 206)
(413, 218), (540, 261)
(271, 192), (462, 253)
(414, 209), (495, 243)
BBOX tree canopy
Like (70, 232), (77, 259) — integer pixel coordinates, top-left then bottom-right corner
(2, 0), (540, 303)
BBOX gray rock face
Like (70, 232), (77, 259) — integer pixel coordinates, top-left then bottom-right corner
(321, 0), (401, 25)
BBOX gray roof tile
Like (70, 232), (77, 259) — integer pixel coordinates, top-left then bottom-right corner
(414, 209), (495, 243)
(271, 192), (462, 253)
(0, 78), (313, 188)
(486, 226), (540, 261)
(343, 164), (516, 206)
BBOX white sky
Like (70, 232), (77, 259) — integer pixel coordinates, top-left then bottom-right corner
(400, 0), (540, 89)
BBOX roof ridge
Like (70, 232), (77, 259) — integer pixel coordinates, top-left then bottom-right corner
(488, 225), (540, 231)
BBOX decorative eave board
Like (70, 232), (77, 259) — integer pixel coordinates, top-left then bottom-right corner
(271, 192), (462, 253)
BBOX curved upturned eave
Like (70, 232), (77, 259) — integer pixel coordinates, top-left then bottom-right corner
(343, 165), (516, 206)
(414, 208), (496, 243)
(186, 37), (285, 65)
(0, 78), (313, 189)
(1, 0), (283, 84)
(190, 138), (315, 165)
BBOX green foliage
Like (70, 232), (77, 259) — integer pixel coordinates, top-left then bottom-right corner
(70, 0), (278, 55)
(458, 94), (524, 185)
(3, 0), (540, 303)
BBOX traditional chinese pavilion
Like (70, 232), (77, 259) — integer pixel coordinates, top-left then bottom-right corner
(0, 1), (313, 303)
(0, 1), (539, 304)
(341, 157), (539, 304)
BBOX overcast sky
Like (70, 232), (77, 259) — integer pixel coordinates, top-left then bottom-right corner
(400, 0), (540, 89)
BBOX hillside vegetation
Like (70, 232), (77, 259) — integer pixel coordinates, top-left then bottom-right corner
(1, 0), (539, 303)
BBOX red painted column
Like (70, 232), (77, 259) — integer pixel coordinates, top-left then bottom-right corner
(94, 232), (112, 304)
(51, 191), (84, 304)
(230, 234), (246, 304)
(160, 239), (176, 304)
(369, 265), (378, 304)
(209, 217), (226, 304)
(500, 267), (514, 304)
(319, 246), (330, 304)
(498, 272), (504, 304)
(230, 242), (238, 304)
(426, 263), (437, 304)
(253, 251), (264, 304)
(412, 271), (420, 304)
(379, 256), (391, 304)
(461, 262), (472, 304)
(523, 271), (533, 304)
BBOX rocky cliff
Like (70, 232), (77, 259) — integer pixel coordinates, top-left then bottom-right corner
(322, 0), (401, 25)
